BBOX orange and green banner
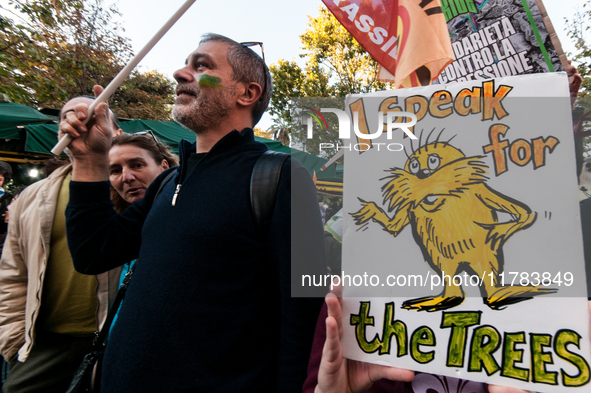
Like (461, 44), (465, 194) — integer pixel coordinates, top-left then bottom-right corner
(322, 0), (454, 88)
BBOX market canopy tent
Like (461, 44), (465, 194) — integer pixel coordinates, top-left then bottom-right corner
(24, 119), (343, 183)
(0, 102), (59, 165)
(0, 102), (55, 139)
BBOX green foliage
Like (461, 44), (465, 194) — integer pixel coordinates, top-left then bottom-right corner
(115, 70), (175, 121)
(266, 119), (290, 146)
(253, 126), (270, 139)
(268, 5), (393, 157)
(0, 0), (174, 120)
(299, 5), (390, 96)
(565, 0), (591, 155)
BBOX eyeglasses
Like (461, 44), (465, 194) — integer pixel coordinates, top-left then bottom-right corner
(240, 41), (267, 100)
(128, 130), (164, 156)
(240, 41), (265, 63)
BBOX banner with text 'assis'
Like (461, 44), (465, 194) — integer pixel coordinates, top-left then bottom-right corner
(322, 0), (454, 88)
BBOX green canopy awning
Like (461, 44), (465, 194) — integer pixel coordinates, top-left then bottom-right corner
(23, 120), (342, 181)
(0, 102), (55, 139)
(117, 120), (342, 181)
(117, 120), (196, 149)
(23, 124), (65, 156)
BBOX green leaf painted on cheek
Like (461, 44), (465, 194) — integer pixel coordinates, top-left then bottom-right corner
(198, 74), (222, 88)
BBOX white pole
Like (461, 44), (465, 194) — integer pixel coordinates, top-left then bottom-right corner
(51, 0), (197, 155)
(320, 149), (344, 171)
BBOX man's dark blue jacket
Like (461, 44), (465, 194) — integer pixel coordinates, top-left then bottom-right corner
(66, 128), (326, 392)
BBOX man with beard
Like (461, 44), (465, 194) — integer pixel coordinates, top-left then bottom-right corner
(60, 33), (326, 392)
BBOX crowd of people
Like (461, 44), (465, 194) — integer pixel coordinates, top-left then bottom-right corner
(0, 32), (587, 393)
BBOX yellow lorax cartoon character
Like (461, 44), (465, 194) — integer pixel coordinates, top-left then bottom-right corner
(351, 136), (555, 311)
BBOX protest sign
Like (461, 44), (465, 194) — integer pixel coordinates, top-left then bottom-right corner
(435, 0), (565, 84)
(338, 72), (590, 391)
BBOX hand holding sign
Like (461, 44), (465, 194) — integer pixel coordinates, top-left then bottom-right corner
(315, 286), (414, 393)
(316, 295), (591, 392)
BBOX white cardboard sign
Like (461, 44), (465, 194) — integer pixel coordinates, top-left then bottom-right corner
(341, 73), (590, 392)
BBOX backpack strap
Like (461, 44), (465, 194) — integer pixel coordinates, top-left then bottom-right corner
(152, 151), (289, 235)
(250, 150), (289, 235)
(153, 168), (179, 202)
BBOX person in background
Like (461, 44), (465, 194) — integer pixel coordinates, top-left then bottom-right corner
(107, 131), (178, 331)
(41, 158), (70, 178)
(0, 96), (123, 393)
(0, 158), (64, 388)
(0, 185), (27, 252)
(0, 183), (25, 389)
(109, 132), (178, 213)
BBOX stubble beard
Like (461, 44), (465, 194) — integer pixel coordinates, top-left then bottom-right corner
(172, 83), (236, 134)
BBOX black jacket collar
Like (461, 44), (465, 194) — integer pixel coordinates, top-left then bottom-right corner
(177, 128), (257, 181)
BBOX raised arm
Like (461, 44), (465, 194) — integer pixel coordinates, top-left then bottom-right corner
(476, 184), (536, 250)
(61, 86), (154, 274)
(351, 199), (411, 237)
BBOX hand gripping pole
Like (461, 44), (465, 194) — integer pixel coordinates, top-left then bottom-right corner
(51, 0), (197, 155)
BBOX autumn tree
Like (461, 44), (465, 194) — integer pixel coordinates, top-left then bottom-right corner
(0, 0), (175, 120)
(253, 126), (270, 139)
(299, 4), (390, 97)
(565, 0), (591, 157)
(268, 4), (393, 156)
(113, 70), (175, 121)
